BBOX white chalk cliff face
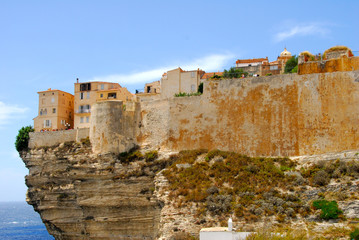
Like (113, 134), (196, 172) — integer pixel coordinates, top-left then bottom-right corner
(21, 142), (163, 240)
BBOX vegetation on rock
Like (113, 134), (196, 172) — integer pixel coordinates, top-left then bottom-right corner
(15, 125), (34, 152)
(312, 200), (343, 220)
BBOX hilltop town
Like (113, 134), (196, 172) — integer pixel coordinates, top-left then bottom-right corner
(20, 45), (359, 240)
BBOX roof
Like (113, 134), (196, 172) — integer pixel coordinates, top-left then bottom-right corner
(201, 72), (224, 79)
(200, 227), (229, 232)
(37, 89), (73, 95)
(236, 57), (268, 64)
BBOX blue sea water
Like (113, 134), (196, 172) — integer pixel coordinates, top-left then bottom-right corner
(0, 202), (54, 240)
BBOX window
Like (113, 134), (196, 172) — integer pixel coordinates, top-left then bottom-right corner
(108, 93), (116, 99)
(86, 116), (90, 123)
(61, 120), (65, 125)
(80, 83), (91, 91)
(42, 98), (45, 104)
(52, 108), (56, 113)
(44, 109), (47, 115)
(52, 93), (54, 95)
(100, 94), (103, 98)
(87, 92), (90, 99)
(51, 97), (55, 103)
(191, 72), (195, 78)
(40, 109), (43, 116)
(80, 92), (84, 99)
(191, 84), (196, 92)
(270, 65), (278, 70)
(80, 117), (84, 123)
(44, 119), (51, 127)
(100, 84), (104, 90)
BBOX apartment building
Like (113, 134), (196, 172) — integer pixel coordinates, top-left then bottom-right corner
(33, 89), (74, 132)
(74, 80), (133, 128)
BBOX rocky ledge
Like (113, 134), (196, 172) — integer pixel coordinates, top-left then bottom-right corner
(21, 142), (164, 240)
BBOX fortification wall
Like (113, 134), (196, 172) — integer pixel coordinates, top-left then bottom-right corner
(298, 56), (359, 75)
(29, 128), (89, 148)
(90, 101), (140, 154)
(138, 70), (359, 156)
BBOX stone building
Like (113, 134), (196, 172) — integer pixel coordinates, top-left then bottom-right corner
(236, 48), (292, 76)
(33, 89), (74, 132)
(235, 57), (269, 76)
(144, 80), (161, 93)
(160, 67), (205, 99)
(74, 80), (133, 129)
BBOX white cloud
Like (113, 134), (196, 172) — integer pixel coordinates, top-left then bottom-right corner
(274, 23), (330, 42)
(89, 53), (234, 85)
(0, 102), (29, 126)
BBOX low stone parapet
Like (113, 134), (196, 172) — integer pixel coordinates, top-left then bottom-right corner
(28, 128), (89, 148)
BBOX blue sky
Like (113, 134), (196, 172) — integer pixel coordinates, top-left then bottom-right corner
(0, 0), (358, 201)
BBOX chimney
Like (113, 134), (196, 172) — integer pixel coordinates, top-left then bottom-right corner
(76, 78), (79, 83)
(228, 218), (232, 231)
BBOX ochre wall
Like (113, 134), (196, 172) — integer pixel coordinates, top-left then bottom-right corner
(298, 56), (359, 75)
(139, 70), (359, 156)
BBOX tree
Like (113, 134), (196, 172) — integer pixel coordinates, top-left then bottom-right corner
(284, 55), (298, 73)
(15, 126), (34, 152)
(198, 82), (204, 94)
(222, 67), (248, 79)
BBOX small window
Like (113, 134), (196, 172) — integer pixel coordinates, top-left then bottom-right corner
(40, 109), (43, 116)
(52, 108), (56, 113)
(80, 92), (84, 99)
(100, 94), (103, 98)
(52, 93), (54, 95)
(43, 93), (45, 96)
(191, 84), (196, 92)
(44, 109), (47, 115)
(87, 92), (90, 99)
(41, 98), (45, 104)
(101, 84), (104, 90)
(191, 72), (195, 78)
(51, 97), (55, 103)
(80, 117), (84, 123)
(86, 116), (90, 123)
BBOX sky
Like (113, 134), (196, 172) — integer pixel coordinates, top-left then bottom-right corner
(0, 0), (358, 201)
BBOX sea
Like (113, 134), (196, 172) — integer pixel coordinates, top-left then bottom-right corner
(0, 202), (54, 240)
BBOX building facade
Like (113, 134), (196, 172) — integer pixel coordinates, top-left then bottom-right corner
(236, 48), (292, 76)
(161, 68), (205, 98)
(33, 89), (74, 132)
(74, 81), (133, 128)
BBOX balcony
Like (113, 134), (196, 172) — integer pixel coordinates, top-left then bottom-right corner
(75, 109), (91, 114)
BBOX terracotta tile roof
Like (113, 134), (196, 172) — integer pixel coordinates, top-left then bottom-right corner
(201, 72), (223, 79)
(236, 57), (268, 64)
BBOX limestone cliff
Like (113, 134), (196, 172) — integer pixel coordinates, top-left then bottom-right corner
(21, 142), (163, 240)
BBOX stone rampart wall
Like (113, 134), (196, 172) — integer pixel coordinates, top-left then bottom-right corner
(298, 56), (359, 75)
(139, 70), (359, 156)
(29, 128), (89, 148)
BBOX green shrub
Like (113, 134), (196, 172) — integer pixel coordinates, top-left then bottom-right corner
(15, 126), (34, 152)
(198, 82), (204, 93)
(312, 200), (342, 220)
(312, 170), (330, 186)
(350, 228), (359, 240)
(145, 150), (158, 162)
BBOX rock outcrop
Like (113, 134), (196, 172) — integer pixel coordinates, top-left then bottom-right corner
(22, 142), (162, 240)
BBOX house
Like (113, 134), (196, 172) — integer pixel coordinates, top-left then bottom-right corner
(144, 80), (161, 94)
(33, 89), (74, 132)
(236, 48), (292, 76)
(161, 67), (205, 98)
(235, 57), (269, 76)
(74, 80), (133, 128)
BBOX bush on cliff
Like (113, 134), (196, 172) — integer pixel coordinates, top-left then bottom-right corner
(15, 126), (34, 152)
(312, 200), (342, 220)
